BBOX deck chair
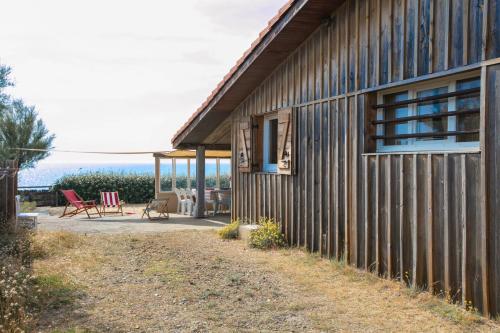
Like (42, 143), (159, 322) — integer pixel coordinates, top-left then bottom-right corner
(59, 190), (101, 219)
(100, 192), (124, 216)
(142, 198), (170, 220)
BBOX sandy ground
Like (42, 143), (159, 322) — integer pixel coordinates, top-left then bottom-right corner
(34, 205), (230, 234)
(32, 231), (499, 332)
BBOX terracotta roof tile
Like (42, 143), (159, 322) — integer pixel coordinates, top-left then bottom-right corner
(172, 0), (294, 145)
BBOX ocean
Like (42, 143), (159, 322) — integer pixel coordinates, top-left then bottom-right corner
(18, 162), (231, 188)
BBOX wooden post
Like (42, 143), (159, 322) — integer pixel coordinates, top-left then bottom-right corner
(154, 157), (161, 199)
(195, 146), (206, 218)
(0, 160), (18, 228)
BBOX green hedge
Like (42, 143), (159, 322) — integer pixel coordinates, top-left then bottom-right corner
(52, 173), (231, 204)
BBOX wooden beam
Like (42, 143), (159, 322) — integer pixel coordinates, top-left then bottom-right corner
(461, 154), (467, 304)
(444, 0), (451, 70)
(479, 64), (490, 314)
(375, 154), (381, 274)
(443, 153), (450, 294)
(399, 154), (405, 281)
(429, 0), (434, 73)
(364, 155), (370, 270)
(427, 154), (434, 293)
(412, 154), (418, 287)
(387, 155), (392, 277)
(463, 0), (469, 65)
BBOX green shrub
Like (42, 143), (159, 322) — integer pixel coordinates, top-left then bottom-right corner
(218, 220), (240, 240)
(52, 173), (231, 204)
(248, 218), (285, 250)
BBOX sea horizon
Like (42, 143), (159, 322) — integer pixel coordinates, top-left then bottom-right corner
(18, 161), (231, 188)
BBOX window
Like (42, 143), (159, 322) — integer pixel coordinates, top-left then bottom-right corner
(263, 115), (279, 172)
(374, 74), (480, 152)
(238, 108), (294, 175)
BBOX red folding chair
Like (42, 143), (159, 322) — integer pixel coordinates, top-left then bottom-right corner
(59, 190), (101, 219)
(100, 191), (124, 216)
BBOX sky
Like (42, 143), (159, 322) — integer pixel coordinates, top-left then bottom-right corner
(0, 0), (286, 164)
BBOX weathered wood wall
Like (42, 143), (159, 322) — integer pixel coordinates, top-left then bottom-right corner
(486, 64), (500, 315)
(0, 160), (19, 227)
(230, 0), (500, 315)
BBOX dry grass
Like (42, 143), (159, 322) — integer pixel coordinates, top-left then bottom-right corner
(31, 230), (500, 332)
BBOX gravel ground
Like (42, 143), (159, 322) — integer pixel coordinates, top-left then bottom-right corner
(33, 231), (499, 332)
(35, 205), (230, 234)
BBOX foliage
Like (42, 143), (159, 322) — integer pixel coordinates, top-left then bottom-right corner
(0, 99), (55, 169)
(0, 64), (13, 112)
(20, 201), (37, 213)
(218, 220), (240, 240)
(52, 172), (231, 204)
(248, 217), (285, 250)
(53, 173), (155, 204)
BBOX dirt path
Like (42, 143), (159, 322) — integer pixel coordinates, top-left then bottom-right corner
(33, 231), (499, 332)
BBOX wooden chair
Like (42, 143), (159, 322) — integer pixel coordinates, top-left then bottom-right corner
(205, 190), (217, 216)
(59, 190), (101, 219)
(100, 191), (125, 216)
(142, 198), (169, 220)
(216, 190), (231, 214)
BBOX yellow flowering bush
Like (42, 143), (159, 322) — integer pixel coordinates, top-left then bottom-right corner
(248, 218), (285, 250)
(218, 220), (240, 240)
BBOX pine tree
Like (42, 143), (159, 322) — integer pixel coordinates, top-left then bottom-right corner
(0, 64), (55, 169)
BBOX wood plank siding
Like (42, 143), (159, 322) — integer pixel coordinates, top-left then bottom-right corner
(229, 0), (500, 315)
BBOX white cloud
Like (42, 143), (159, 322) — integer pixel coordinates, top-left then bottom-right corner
(0, 0), (286, 163)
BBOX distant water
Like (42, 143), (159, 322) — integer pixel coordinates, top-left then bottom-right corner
(18, 162), (231, 188)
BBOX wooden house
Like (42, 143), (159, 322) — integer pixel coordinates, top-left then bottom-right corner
(172, 0), (500, 316)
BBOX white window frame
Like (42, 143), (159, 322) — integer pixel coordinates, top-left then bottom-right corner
(263, 114), (279, 173)
(376, 72), (481, 153)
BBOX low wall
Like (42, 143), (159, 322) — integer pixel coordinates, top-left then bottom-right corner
(18, 188), (58, 207)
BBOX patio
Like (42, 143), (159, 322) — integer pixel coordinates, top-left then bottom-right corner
(34, 205), (230, 234)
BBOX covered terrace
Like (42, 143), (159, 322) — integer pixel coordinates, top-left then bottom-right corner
(153, 150), (231, 218)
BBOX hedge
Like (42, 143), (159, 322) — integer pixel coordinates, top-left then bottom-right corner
(52, 173), (231, 204)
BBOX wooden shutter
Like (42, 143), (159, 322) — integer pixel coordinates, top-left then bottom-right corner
(238, 118), (252, 173)
(277, 108), (294, 175)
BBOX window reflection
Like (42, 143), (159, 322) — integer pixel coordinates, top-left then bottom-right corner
(416, 87), (448, 141)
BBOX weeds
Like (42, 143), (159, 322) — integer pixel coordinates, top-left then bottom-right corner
(248, 218), (285, 250)
(0, 226), (37, 332)
(144, 260), (185, 284)
(31, 231), (83, 259)
(34, 274), (79, 310)
(20, 201), (37, 213)
(217, 220), (240, 240)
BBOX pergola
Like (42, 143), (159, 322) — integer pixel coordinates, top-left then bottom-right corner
(153, 149), (231, 217)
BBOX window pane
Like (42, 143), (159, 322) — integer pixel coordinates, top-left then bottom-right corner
(416, 86), (448, 141)
(456, 77), (480, 142)
(383, 92), (409, 146)
(268, 118), (278, 164)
